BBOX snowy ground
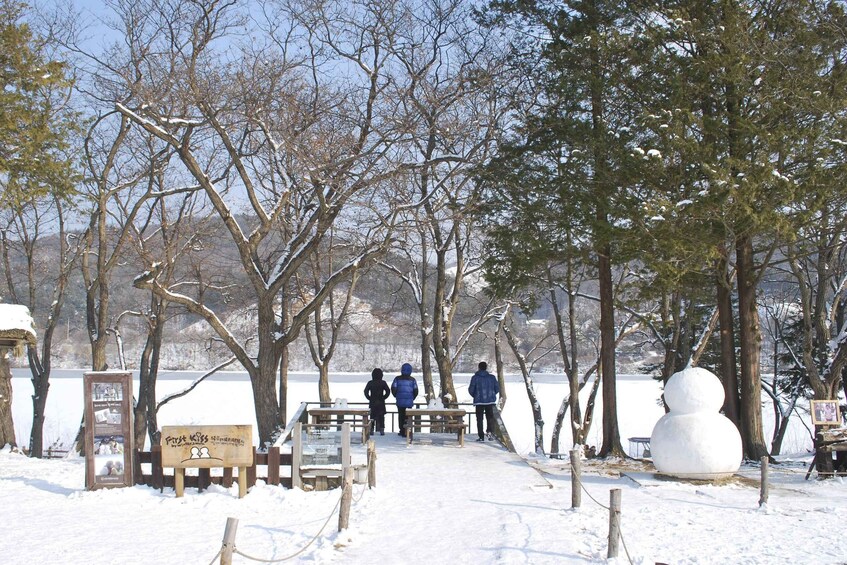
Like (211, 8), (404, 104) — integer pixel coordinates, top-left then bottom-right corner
(2, 369), (843, 564)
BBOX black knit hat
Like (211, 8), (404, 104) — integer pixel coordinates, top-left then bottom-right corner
(372, 368), (384, 379)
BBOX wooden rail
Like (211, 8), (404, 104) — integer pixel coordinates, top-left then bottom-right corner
(135, 446), (293, 491)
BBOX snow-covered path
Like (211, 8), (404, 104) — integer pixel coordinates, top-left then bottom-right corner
(336, 433), (582, 564)
(4, 434), (847, 564)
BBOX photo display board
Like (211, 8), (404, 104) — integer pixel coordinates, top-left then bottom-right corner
(84, 372), (134, 490)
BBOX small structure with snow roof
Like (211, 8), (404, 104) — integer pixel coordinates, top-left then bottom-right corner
(0, 304), (37, 448)
(0, 304), (37, 352)
(650, 366), (742, 480)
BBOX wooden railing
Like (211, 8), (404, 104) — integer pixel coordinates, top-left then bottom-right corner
(134, 446), (293, 490)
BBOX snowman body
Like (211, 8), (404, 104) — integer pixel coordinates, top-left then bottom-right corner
(650, 367), (742, 479)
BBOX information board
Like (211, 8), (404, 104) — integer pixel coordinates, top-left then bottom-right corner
(161, 425), (253, 468)
(301, 428), (344, 466)
(84, 372), (134, 490)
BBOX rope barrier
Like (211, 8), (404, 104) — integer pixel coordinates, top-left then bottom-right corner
(206, 547), (222, 565)
(352, 482), (367, 503)
(231, 493), (343, 563)
(209, 472), (370, 564)
(570, 460), (633, 565)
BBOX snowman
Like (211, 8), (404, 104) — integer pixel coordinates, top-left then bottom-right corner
(650, 366), (742, 479)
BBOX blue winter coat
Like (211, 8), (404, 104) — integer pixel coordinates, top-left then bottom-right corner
(391, 374), (418, 408)
(468, 370), (499, 405)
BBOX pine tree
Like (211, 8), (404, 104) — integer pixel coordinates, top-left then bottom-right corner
(0, 0), (76, 207)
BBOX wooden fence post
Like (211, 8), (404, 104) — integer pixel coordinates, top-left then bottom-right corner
(268, 446), (281, 486)
(292, 422), (302, 490)
(759, 456), (769, 507)
(607, 488), (621, 559)
(570, 448), (581, 509)
(220, 517), (238, 565)
(338, 466), (354, 532)
(247, 447), (257, 487)
(367, 440), (376, 489)
(152, 445), (163, 492)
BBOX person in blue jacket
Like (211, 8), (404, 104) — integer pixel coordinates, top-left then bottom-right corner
(391, 363), (418, 437)
(468, 361), (499, 441)
(364, 368), (391, 436)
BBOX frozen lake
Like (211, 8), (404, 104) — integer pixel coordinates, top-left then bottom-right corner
(9, 368), (813, 456)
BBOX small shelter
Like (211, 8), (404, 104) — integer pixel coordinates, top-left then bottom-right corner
(0, 304), (37, 448)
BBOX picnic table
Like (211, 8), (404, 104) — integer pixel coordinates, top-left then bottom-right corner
(404, 408), (467, 447)
(309, 407), (371, 444)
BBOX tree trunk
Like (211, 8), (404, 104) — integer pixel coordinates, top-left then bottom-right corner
(278, 344), (289, 426)
(28, 372), (48, 457)
(419, 327), (435, 402)
(494, 320), (507, 409)
(319, 364), (331, 405)
(255, 299), (282, 445)
(716, 251), (740, 428)
(432, 251), (457, 406)
(735, 234), (768, 460)
(0, 348), (17, 448)
(503, 326), (544, 455)
(598, 243), (624, 457)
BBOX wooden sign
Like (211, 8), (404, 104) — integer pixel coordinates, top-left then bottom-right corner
(161, 425), (253, 468)
(84, 372), (134, 490)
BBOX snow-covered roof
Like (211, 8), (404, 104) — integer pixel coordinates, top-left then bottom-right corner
(0, 304), (37, 346)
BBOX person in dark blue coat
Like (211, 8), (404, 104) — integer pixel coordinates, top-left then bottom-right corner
(364, 368), (391, 436)
(391, 363), (418, 437)
(468, 361), (500, 441)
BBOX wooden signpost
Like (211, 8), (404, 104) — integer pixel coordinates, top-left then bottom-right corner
(161, 424), (253, 498)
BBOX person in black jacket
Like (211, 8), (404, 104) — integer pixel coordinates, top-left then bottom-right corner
(364, 368), (391, 436)
(468, 361), (500, 441)
(391, 363), (418, 437)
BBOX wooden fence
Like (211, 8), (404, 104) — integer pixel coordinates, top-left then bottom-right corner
(134, 446), (293, 490)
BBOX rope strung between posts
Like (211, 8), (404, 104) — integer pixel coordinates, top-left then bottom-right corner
(210, 475), (370, 563)
(231, 493), (342, 563)
(569, 460), (608, 510)
(206, 548), (222, 565)
(570, 460), (634, 565)
(352, 482), (367, 503)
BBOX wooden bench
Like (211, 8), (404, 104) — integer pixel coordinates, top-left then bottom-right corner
(405, 408), (467, 447)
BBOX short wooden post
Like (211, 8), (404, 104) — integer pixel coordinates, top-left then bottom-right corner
(220, 516), (238, 565)
(338, 466), (354, 532)
(174, 467), (185, 498)
(570, 448), (582, 509)
(367, 440), (376, 489)
(759, 456), (769, 507)
(268, 446), (281, 486)
(237, 467), (247, 498)
(292, 422), (302, 490)
(247, 447), (257, 487)
(199, 468), (211, 492)
(607, 488), (621, 559)
(151, 445), (163, 491)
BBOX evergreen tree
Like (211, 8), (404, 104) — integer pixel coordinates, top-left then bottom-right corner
(0, 0), (76, 206)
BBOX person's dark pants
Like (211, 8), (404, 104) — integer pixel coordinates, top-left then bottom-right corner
(398, 406), (408, 435)
(370, 410), (386, 433)
(475, 404), (495, 439)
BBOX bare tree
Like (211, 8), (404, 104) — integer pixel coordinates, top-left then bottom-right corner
(1, 196), (81, 456)
(375, 0), (506, 403)
(107, 0), (412, 444)
(297, 233), (364, 404)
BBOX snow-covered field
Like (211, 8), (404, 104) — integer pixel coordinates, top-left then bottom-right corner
(3, 368), (842, 564)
